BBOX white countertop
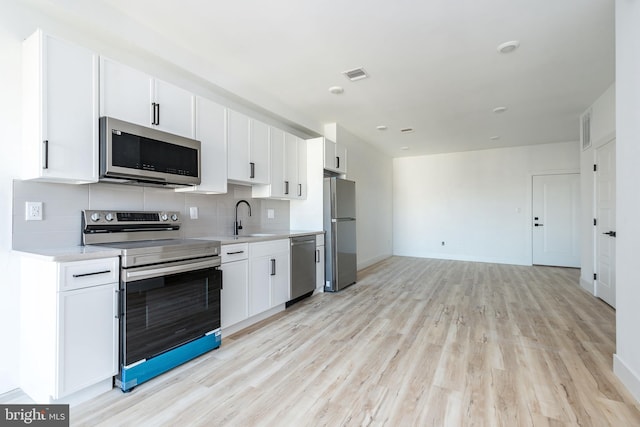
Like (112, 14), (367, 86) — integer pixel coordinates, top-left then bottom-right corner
(13, 246), (122, 262)
(14, 230), (324, 261)
(196, 230), (324, 245)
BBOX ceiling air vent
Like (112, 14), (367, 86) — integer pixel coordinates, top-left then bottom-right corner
(342, 67), (369, 81)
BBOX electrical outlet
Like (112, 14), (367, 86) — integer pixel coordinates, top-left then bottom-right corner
(267, 209), (275, 219)
(189, 206), (198, 219)
(25, 202), (43, 221)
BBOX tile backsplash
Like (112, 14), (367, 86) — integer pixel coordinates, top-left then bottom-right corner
(12, 180), (290, 250)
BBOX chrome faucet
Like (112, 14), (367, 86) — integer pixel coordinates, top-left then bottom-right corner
(234, 200), (252, 235)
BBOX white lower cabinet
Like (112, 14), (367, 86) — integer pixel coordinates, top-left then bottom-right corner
(220, 239), (290, 333)
(316, 234), (325, 291)
(20, 257), (119, 403)
(249, 239), (290, 316)
(220, 244), (249, 329)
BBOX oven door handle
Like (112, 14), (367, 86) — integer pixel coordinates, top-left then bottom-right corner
(123, 258), (218, 282)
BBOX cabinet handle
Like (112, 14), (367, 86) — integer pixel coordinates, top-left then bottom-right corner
(336, 156), (340, 169)
(114, 289), (120, 319)
(226, 250), (245, 255)
(72, 269), (111, 278)
(151, 102), (156, 125)
(270, 259), (276, 276)
(298, 184), (302, 197)
(250, 162), (255, 179)
(42, 140), (49, 169)
(316, 249), (320, 263)
(285, 181), (289, 195)
(156, 103), (160, 125)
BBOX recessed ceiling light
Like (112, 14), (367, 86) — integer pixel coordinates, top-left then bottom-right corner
(400, 146), (410, 151)
(492, 106), (508, 113)
(376, 125), (387, 131)
(400, 128), (414, 133)
(497, 40), (520, 54)
(490, 136), (501, 140)
(342, 67), (369, 81)
(328, 86), (344, 94)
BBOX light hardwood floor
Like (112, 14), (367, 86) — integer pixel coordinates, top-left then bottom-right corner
(65, 257), (640, 425)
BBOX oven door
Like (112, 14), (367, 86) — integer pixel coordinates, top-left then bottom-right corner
(120, 258), (221, 366)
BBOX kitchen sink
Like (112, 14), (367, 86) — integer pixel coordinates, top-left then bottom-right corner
(246, 233), (278, 237)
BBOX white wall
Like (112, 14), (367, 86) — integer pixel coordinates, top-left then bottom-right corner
(393, 142), (580, 265)
(0, 17), (24, 395)
(614, 0), (640, 402)
(578, 84), (616, 293)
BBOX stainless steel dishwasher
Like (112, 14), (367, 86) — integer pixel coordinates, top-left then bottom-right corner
(287, 235), (317, 306)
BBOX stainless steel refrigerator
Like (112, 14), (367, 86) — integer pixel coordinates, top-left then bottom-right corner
(324, 177), (357, 291)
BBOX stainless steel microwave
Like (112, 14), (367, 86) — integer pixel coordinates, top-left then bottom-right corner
(99, 117), (201, 187)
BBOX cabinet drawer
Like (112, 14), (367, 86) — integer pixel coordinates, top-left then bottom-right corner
(222, 243), (249, 263)
(249, 239), (289, 258)
(59, 258), (119, 291)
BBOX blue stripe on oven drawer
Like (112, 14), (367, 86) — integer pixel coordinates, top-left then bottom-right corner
(118, 329), (221, 392)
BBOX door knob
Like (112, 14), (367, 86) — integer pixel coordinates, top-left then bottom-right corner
(602, 231), (617, 237)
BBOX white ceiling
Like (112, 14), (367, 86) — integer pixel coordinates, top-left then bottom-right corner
(28, 0), (615, 157)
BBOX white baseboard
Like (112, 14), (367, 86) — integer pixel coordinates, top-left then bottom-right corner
(357, 253), (391, 271)
(614, 354), (640, 403)
(580, 277), (595, 294)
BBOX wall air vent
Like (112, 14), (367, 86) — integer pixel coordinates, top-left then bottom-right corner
(342, 67), (369, 81)
(400, 128), (415, 133)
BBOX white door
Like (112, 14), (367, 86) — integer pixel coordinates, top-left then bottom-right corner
(227, 109), (251, 182)
(532, 174), (581, 267)
(595, 140), (616, 307)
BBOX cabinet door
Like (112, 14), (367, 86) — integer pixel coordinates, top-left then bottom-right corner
(297, 137), (307, 199)
(57, 283), (118, 398)
(249, 256), (271, 316)
(227, 109), (251, 182)
(220, 260), (249, 328)
(271, 251), (291, 307)
(323, 138), (337, 172)
(284, 132), (298, 198)
(316, 245), (325, 290)
(178, 97), (226, 193)
(22, 31), (98, 183)
(269, 127), (286, 198)
(250, 120), (270, 184)
(100, 57), (153, 128)
(153, 78), (195, 138)
(335, 143), (347, 174)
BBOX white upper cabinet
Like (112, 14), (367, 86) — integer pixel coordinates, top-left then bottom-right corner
(253, 129), (307, 200)
(22, 29), (99, 183)
(270, 127), (286, 198)
(297, 137), (308, 199)
(100, 58), (195, 138)
(323, 137), (347, 174)
(176, 97), (227, 194)
(227, 109), (270, 184)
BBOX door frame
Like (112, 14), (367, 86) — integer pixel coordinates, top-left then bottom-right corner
(593, 136), (617, 306)
(527, 169), (580, 266)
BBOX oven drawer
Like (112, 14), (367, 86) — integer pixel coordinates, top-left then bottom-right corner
(59, 258), (119, 291)
(222, 243), (249, 263)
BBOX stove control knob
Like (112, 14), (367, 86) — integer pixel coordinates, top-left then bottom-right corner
(171, 214), (179, 221)
(160, 213), (168, 221)
(105, 213), (114, 222)
(90, 212), (101, 222)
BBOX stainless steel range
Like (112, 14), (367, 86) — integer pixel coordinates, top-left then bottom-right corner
(82, 210), (222, 392)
